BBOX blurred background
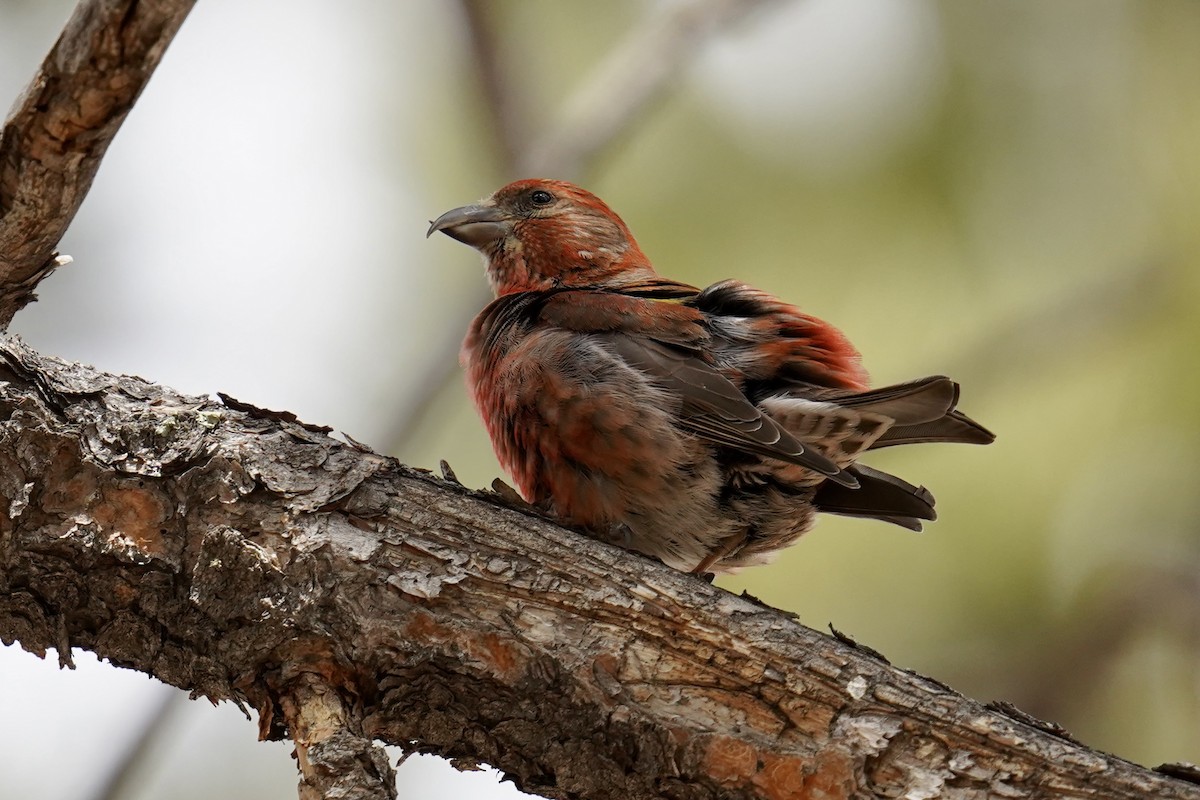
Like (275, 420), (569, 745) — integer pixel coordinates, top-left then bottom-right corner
(1, 1), (1197, 797)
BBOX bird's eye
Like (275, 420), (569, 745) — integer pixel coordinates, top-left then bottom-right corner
(529, 190), (554, 206)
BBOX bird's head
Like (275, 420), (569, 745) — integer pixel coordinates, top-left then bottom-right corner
(428, 179), (660, 295)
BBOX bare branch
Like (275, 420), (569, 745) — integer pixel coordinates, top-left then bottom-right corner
(456, 0), (527, 173)
(0, 335), (1194, 800)
(520, 0), (784, 178)
(85, 687), (183, 800)
(281, 672), (397, 800)
(0, 0), (196, 328)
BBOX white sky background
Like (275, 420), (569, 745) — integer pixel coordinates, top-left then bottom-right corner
(0, 1), (952, 798)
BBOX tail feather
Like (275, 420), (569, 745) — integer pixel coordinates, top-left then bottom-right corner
(812, 463), (936, 531)
(833, 376), (957, 424)
(872, 410), (995, 448)
(834, 376), (995, 448)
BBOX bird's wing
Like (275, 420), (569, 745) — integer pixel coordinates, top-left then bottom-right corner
(539, 291), (857, 487)
(599, 335), (857, 488)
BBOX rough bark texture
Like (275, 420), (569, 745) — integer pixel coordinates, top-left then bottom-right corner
(282, 672), (398, 800)
(0, 335), (1195, 800)
(0, 0), (196, 328)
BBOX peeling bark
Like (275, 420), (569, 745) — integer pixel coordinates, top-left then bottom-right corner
(0, 335), (1195, 800)
(281, 672), (397, 800)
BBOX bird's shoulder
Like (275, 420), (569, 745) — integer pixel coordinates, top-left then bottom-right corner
(538, 288), (707, 349)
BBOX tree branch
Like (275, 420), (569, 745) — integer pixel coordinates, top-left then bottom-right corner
(84, 686), (183, 800)
(0, 335), (1194, 800)
(282, 671), (397, 800)
(456, 0), (527, 174)
(518, 0), (783, 178)
(0, 0), (196, 328)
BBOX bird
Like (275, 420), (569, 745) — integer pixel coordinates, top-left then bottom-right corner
(428, 179), (994, 575)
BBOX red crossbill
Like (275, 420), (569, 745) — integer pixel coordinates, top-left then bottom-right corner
(429, 179), (993, 574)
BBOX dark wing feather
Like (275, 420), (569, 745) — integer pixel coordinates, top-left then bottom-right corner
(832, 376), (958, 424)
(871, 412), (995, 448)
(812, 463), (936, 530)
(833, 376), (996, 448)
(598, 333), (858, 488)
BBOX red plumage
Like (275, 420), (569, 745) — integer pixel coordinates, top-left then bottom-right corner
(429, 179), (993, 574)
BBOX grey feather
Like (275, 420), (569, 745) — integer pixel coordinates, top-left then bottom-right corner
(598, 334), (859, 488)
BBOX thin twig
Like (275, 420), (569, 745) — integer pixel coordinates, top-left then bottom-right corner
(386, 0), (787, 456)
(520, 0), (785, 177)
(84, 687), (184, 800)
(457, 0), (526, 172)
